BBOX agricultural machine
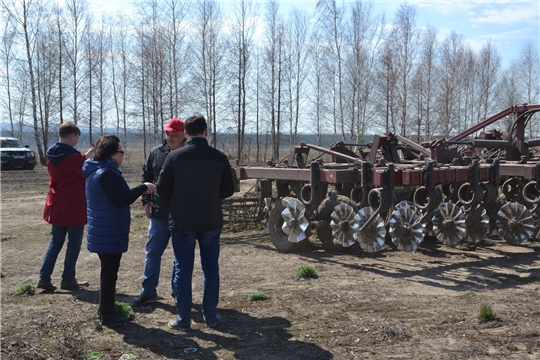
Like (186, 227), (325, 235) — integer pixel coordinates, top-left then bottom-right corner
(229, 104), (540, 253)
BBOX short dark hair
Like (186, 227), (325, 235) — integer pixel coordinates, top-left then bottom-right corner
(58, 122), (81, 138)
(184, 114), (207, 137)
(93, 135), (121, 160)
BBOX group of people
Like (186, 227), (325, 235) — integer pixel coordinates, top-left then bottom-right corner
(37, 115), (235, 328)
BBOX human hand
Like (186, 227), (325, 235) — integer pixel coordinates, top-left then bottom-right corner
(84, 147), (94, 158)
(144, 201), (154, 219)
(145, 182), (157, 194)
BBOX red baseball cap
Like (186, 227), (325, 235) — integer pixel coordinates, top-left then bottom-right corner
(163, 118), (184, 133)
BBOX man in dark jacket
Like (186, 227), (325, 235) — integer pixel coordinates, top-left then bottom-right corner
(131, 118), (185, 307)
(157, 114), (234, 330)
(38, 122), (93, 291)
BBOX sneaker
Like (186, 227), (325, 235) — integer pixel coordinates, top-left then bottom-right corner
(100, 313), (127, 327)
(168, 319), (190, 330)
(60, 279), (89, 290)
(206, 315), (221, 328)
(37, 281), (56, 291)
(130, 294), (158, 307)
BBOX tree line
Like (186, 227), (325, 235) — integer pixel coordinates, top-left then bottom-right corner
(1, 0), (539, 166)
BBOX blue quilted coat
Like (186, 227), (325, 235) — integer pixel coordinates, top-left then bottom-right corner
(82, 159), (131, 254)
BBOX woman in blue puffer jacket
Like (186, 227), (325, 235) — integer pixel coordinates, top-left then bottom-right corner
(83, 135), (156, 327)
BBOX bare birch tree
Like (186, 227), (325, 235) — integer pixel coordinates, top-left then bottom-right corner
(345, 0), (384, 142)
(230, 0), (256, 164)
(438, 31), (466, 137)
(518, 39), (540, 106)
(1, 18), (17, 135)
(263, 0), (284, 161)
(110, 13), (131, 148)
(135, 0), (168, 146)
(388, 3), (420, 137)
(63, 0), (91, 125)
(2, 0), (47, 164)
(91, 16), (112, 137)
(192, 0), (225, 147)
(163, 0), (188, 121)
(284, 7), (310, 146)
(412, 25), (438, 140)
(53, 3), (65, 124)
(476, 39), (502, 122)
(35, 14), (60, 151)
(376, 41), (398, 134)
(315, 0), (346, 139)
(307, 35), (331, 146)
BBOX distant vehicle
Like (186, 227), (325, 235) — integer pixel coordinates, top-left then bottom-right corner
(1, 137), (36, 170)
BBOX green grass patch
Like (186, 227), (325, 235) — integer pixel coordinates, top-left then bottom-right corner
(133, 213), (144, 218)
(0, 269), (4, 278)
(16, 283), (36, 296)
(84, 351), (102, 360)
(248, 291), (268, 301)
(114, 301), (135, 320)
(477, 303), (496, 322)
(297, 265), (318, 279)
(492, 272), (539, 284)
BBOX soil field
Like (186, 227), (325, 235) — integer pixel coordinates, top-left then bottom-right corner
(1, 164), (540, 359)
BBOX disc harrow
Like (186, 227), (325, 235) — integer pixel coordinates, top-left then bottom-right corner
(230, 104), (540, 253)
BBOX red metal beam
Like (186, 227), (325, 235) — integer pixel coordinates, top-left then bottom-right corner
(448, 104), (540, 141)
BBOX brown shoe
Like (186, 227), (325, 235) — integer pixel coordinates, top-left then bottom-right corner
(37, 281), (57, 291)
(60, 279), (89, 290)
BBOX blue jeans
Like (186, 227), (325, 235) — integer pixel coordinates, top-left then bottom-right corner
(141, 218), (171, 297)
(171, 228), (221, 326)
(39, 224), (84, 282)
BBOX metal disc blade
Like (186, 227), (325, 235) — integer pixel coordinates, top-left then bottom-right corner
(388, 201), (425, 252)
(280, 199), (310, 243)
(355, 207), (386, 252)
(329, 202), (358, 247)
(465, 205), (490, 243)
(496, 202), (534, 244)
(432, 202), (467, 245)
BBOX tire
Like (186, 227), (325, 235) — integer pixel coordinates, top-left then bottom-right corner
(267, 197), (309, 252)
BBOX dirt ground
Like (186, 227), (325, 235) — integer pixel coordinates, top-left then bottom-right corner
(1, 164), (540, 360)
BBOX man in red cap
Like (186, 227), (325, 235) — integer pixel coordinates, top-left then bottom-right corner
(132, 118), (185, 307)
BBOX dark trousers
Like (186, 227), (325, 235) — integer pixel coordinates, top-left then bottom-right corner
(98, 253), (122, 317)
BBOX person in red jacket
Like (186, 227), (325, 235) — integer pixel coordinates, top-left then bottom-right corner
(38, 122), (93, 291)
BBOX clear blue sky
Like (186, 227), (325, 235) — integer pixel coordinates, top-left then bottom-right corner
(89, 0), (539, 68)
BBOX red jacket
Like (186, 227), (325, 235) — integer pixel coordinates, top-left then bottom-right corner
(43, 143), (87, 227)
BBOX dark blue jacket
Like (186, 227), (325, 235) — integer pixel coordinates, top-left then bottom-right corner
(83, 159), (131, 254)
(141, 141), (172, 220)
(156, 137), (234, 232)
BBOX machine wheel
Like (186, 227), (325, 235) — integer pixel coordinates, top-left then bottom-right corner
(267, 197), (310, 252)
(316, 195), (356, 250)
(388, 201), (425, 252)
(431, 202), (467, 246)
(496, 202), (534, 244)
